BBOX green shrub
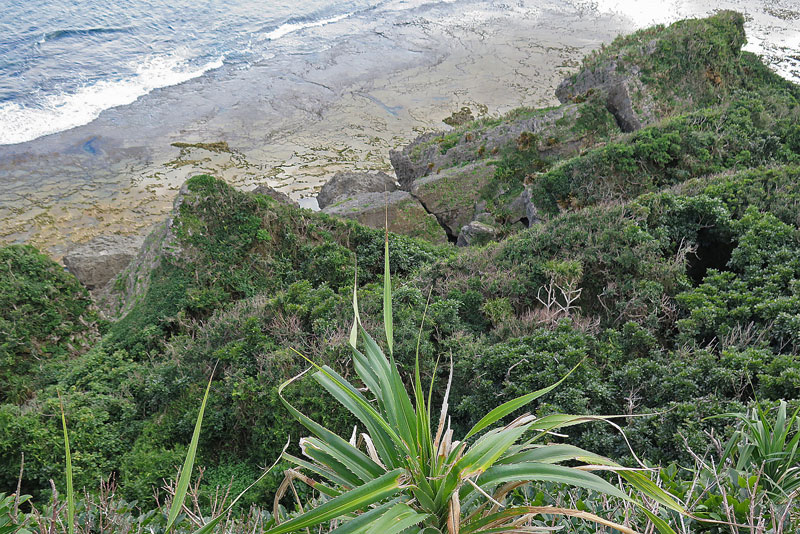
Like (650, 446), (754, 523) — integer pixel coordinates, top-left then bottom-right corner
(0, 245), (98, 403)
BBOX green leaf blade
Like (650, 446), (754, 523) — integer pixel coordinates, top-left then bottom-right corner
(166, 373), (213, 533)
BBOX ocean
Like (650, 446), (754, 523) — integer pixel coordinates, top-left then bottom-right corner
(0, 0), (398, 145)
(1, 0), (798, 147)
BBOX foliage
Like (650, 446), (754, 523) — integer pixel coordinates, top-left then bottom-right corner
(0, 245), (98, 404)
(0, 492), (31, 534)
(715, 401), (800, 500)
(656, 404), (800, 533)
(2, 12), (800, 532)
(262, 239), (683, 534)
(529, 91), (800, 214)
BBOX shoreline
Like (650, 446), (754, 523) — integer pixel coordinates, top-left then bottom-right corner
(0, 4), (629, 258)
(1, 0), (798, 258)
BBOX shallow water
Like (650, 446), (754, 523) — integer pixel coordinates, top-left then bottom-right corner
(0, 0), (797, 256)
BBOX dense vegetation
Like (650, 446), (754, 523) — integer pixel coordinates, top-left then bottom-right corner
(1, 11), (798, 533)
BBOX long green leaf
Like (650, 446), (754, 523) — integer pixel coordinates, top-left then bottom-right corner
(191, 440), (289, 534)
(464, 359), (584, 440)
(166, 373), (214, 533)
(370, 502), (429, 534)
(498, 443), (617, 466)
(457, 426), (530, 479)
(476, 462), (631, 502)
(383, 232), (393, 356)
(263, 469), (407, 534)
(641, 508), (677, 534)
(327, 500), (401, 534)
(500, 445), (682, 512)
(279, 366), (390, 483)
(358, 325), (416, 449)
(313, 367), (398, 469)
(282, 452), (349, 493)
(58, 392), (74, 534)
(617, 471), (684, 513)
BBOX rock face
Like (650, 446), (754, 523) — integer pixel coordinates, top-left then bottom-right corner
(322, 190), (448, 244)
(252, 184), (297, 206)
(555, 60), (649, 132)
(317, 171), (397, 209)
(410, 161), (495, 238)
(508, 187), (540, 227)
(62, 234), (146, 290)
(390, 106), (578, 188)
(554, 11), (747, 133)
(94, 182), (196, 318)
(456, 221), (498, 247)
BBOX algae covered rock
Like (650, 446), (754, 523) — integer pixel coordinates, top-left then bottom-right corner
(410, 161), (495, 238)
(390, 106), (581, 187)
(317, 171), (397, 209)
(322, 190), (447, 244)
(456, 221), (498, 247)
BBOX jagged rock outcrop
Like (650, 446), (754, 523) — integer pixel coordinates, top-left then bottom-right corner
(94, 182), (196, 318)
(456, 221), (498, 247)
(390, 106), (579, 187)
(507, 187), (540, 227)
(555, 10), (746, 132)
(321, 190), (448, 244)
(409, 161), (495, 238)
(62, 234), (146, 290)
(252, 184), (297, 206)
(555, 59), (650, 132)
(317, 171), (397, 209)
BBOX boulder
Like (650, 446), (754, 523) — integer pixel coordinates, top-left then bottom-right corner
(62, 234), (146, 290)
(390, 106), (577, 187)
(456, 221), (498, 247)
(410, 161), (495, 238)
(252, 184), (297, 206)
(317, 171), (397, 209)
(322, 190), (448, 244)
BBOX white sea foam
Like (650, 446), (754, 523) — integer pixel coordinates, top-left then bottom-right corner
(264, 12), (353, 41)
(0, 53), (224, 146)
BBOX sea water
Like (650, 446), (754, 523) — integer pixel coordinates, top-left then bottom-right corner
(1, 0), (798, 147)
(0, 0), (389, 145)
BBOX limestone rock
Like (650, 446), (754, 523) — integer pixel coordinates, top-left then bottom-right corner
(94, 182), (194, 319)
(555, 61), (649, 132)
(410, 161), (495, 238)
(322, 190), (447, 244)
(317, 171), (397, 209)
(508, 187), (540, 227)
(456, 221), (498, 247)
(62, 234), (146, 290)
(252, 184), (297, 206)
(390, 106), (577, 187)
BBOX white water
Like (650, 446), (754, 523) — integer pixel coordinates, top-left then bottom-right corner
(0, 53), (224, 146)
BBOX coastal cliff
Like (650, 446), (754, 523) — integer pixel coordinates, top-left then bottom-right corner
(1, 11), (800, 532)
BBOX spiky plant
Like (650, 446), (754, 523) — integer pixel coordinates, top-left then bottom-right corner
(717, 400), (800, 500)
(263, 236), (685, 534)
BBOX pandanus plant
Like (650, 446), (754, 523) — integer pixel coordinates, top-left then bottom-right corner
(263, 236), (686, 534)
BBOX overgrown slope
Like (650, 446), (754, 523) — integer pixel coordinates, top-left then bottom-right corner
(1, 12), (799, 523)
